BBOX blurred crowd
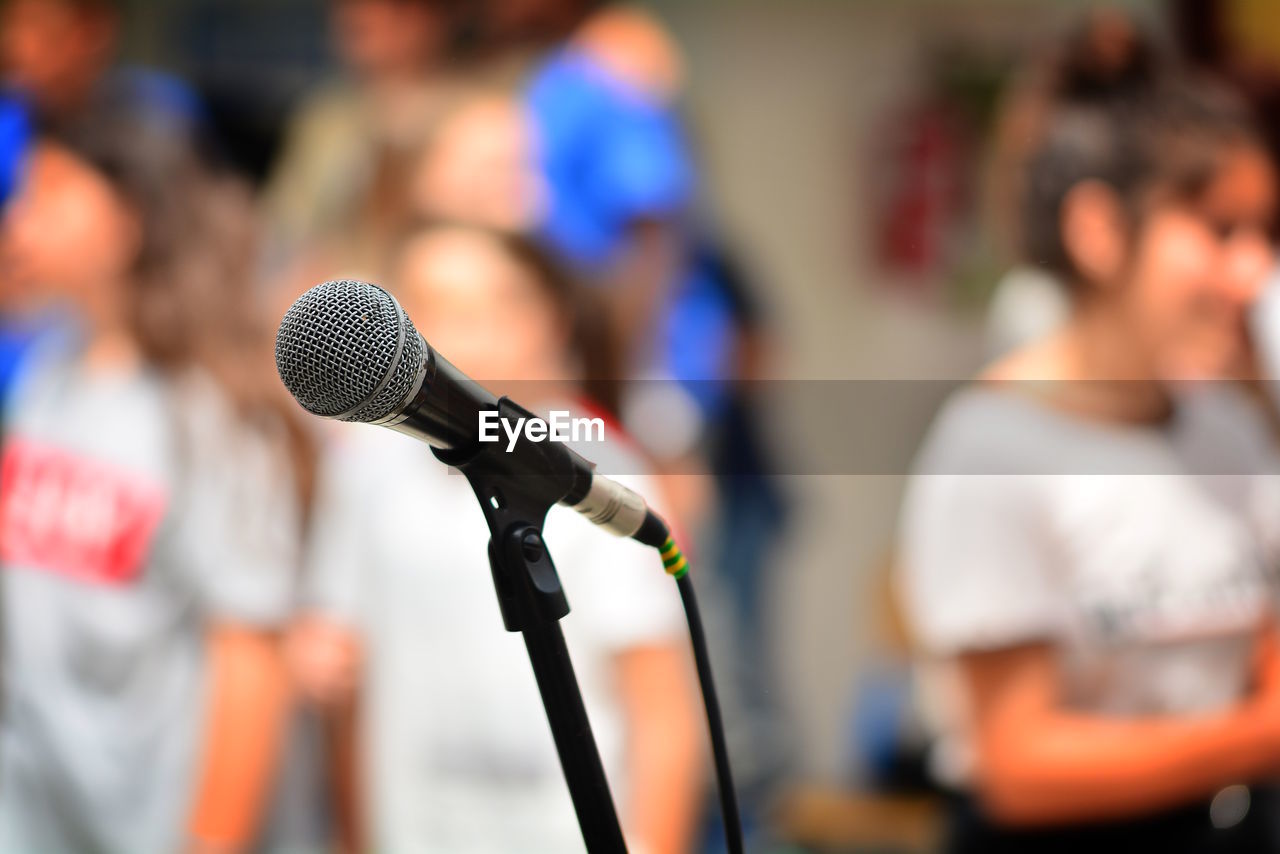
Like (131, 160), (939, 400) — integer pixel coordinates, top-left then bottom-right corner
(0, 1), (786, 852)
(11, 0), (1280, 853)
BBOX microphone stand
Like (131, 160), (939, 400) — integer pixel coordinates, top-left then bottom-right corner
(433, 397), (628, 854)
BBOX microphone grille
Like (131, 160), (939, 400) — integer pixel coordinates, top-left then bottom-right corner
(275, 279), (426, 423)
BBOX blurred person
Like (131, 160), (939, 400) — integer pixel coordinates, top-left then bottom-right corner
(288, 223), (704, 853)
(409, 90), (546, 231)
(522, 3), (716, 589)
(527, 10), (794, 839)
(898, 27), (1280, 854)
(697, 239), (793, 747)
(524, 3), (691, 375)
(404, 6), (789, 840)
(0, 0), (204, 139)
(262, 0), (464, 279)
(521, 4), (731, 525)
(402, 29), (717, 524)
(401, 96), (795, 809)
(0, 110), (307, 852)
(0, 0), (174, 402)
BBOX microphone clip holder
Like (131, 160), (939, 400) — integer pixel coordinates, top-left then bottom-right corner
(432, 396), (628, 853)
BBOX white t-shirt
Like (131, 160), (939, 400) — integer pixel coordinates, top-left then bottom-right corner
(898, 384), (1280, 787)
(305, 411), (684, 853)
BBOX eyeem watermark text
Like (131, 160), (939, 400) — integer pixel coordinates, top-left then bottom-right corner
(479, 410), (605, 452)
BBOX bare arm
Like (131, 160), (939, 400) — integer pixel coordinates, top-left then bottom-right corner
(186, 625), (290, 853)
(616, 643), (704, 854)
(963, 631), (1280, 827)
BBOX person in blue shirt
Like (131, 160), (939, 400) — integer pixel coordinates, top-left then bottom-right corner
(0, 93), (33, 417)
(0, 3), (209, 423)
(0, 1), (208, 423)
(524, 6), (700, 385)
(0, 0), (206, 145)
(523, 12), (792, 846)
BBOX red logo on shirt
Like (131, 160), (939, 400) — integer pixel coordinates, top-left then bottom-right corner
(0, 438), (168, 585)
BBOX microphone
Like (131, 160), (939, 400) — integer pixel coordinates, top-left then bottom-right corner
(278, 279), (743, 853)
(275, 279), (665, 544)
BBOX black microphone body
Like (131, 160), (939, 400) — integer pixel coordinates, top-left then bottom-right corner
(390, 344), (596, 504)
(275, 279), (659, 542)
(378, 338), (496, 451)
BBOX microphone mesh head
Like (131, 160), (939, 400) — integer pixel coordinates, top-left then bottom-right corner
(275, 279), (426, 423)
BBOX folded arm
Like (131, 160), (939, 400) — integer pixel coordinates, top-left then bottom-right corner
(963, 632), (1280, 827)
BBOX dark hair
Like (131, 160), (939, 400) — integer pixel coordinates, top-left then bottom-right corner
(1019, 16), (1263, 283)
(54, 107), (316, 501)
(498, 231), (622, 416)
(329, 0), (457, 15)
(393, 222), (623, 416)
(4, 0), (119, 15)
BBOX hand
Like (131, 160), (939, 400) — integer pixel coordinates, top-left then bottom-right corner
(284, 614), (361, 707)
(1236, 626), (1280, 768)
(1248, 626), (1280, 702)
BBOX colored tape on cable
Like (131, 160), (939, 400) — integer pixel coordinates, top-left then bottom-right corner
(660, 537), (689, 579)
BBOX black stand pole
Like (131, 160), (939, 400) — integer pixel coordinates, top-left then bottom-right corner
(434, 399), (628, 854)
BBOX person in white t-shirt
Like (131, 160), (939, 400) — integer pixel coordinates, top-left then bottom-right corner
(899, 23), (1280, 854)
(288, 223), (704, 853)
(0, 116), (306, 852)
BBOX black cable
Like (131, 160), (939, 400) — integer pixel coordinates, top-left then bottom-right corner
(636, 510), (744, 852)
(677, 572), (745, 854)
